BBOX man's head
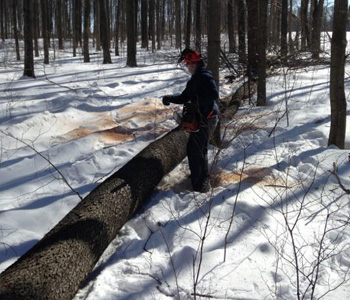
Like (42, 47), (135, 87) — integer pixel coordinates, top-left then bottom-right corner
(178, 49), (203, 75)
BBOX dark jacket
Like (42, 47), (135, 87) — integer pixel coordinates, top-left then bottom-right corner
(169, 66), (219, 118)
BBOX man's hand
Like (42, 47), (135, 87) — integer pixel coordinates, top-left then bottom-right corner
(162, 95), (172, 106)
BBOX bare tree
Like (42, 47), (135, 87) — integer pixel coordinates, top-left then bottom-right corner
(141, 0), (148, 49)
(175, 0), (181, 49)
(56, 0), (64, 49)
(100, 0), (112, 63)
(41, 0), (50, 64)
(207, 0), (221, 87)
(228, 0), (236, 53)
(257, 0), (268, 106)
(149, 0), (155, 52)
(328, 0), (348, 149)
(0, 0), (4, 41)
(195, 0), (201, 51)
(115, 0), (121, 55)
(300, 0), (310, 50)
(311, 0), (325, 59)
(13, 0), (20, 61)
(185, 0), (191, 48)
(34, 0), (40, 57)
(83, 0), (90, 62)
(23, 0), (35, 78)
(126, 0), (137, 66)
(247, 0), (258, 78)
(236, 0), (246, 64)
(281, 0), (288, 61)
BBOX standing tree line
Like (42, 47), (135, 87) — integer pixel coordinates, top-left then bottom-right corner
(0, 0), (349, 148)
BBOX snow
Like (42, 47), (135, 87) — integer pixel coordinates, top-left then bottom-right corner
(1, 41), (350, 300)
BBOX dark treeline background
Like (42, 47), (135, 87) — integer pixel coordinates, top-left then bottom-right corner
(0, 0), (342, 64)
(0, 0), (349, 148)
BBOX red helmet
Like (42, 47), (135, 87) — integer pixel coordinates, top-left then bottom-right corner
(178, 49), (202, 64)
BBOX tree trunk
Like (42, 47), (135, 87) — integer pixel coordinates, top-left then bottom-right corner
(328, 0), (348, 149)
(281, 0), (288, 61)
(23, 0), (35, 78)
(0, 0), (4, 41)
(195, 0), (201, 51)
(115, 0), (121, 55)
(141, 0), (148, 48)
(100, 0), (112, 63)
(300, 0), (310, 50)
(207, 0), (221, 87)
(72, 0), (78, 57)
(13, 0), (20, 61)
(83, 0), (90, 62)
(41, 0), (50, 64)
(149, 0), (155, 52)
(94, 0), (101, 51)
(311, 0), (324, 59)
(34, 0), (40, 57)
(175, 0), (181, 49)
(56, 0), (64, 49)
(126, 0), (137, 66)
(228, 0), (235, 53)
(236, 0), (246, 64)
(156, 0), (161, 49)
(257, 0), (268, 106)
(185, 0), (191, 48)
(0, 127), (189, 300)
(288, 0), (294, 53)
(246, 0), (258, 79)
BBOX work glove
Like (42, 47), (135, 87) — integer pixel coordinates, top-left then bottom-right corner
(162, 95), (172, 106)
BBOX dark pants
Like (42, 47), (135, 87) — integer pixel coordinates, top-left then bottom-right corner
(187, 115), (218, 191)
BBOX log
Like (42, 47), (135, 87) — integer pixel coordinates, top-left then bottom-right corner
(0, 128), (189, 300)
(0, 82), (251, 300)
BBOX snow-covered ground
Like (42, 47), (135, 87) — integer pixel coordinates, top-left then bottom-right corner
(1, 40), (350, 300)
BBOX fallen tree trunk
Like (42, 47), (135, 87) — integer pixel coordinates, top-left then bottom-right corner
(0, 83), (251, 300)
(0, 128), (189, 300)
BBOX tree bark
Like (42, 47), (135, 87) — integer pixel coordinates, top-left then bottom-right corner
(246, 0), (258, 78)
(311, 0), (324, 59)
(207, 0), (221, 87)
(149, 0), (155, 52)
(185, 0), (191, 48)
(236, 0), (246, 64)
(228, 0), (235, 53)
(281, 0), (288, 61)
(175, 0), (181, 49)
(41, 0), (50, 64)
(100, 0), (112, 63)
(141, 0), (148, 49)
(0, 0), (4, 41)
(328, 0), (348, 149)
(257, 0), (268, 106)
(56, 0), (64, 49)
(156, 0), (161, 49)
(195, 0), (201, 51)
(34, 0), (40, 57)
(13, 0), (20, 61)
(94, 0), (101, 51)
(115, 0), (121, 55)
(23, 0), (35, 78)
(300, 0), (310, 50)
(0, 127), (189, 300)
(126, 0), (137, 66)
(83, 0), (90, 62)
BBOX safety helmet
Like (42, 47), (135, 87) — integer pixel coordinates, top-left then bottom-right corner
(178, 48), (203, 64)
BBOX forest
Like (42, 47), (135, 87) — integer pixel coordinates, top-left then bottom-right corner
(0, 0), (350, 300)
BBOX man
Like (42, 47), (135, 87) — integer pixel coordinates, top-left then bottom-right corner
(162, 49), (219, 193)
